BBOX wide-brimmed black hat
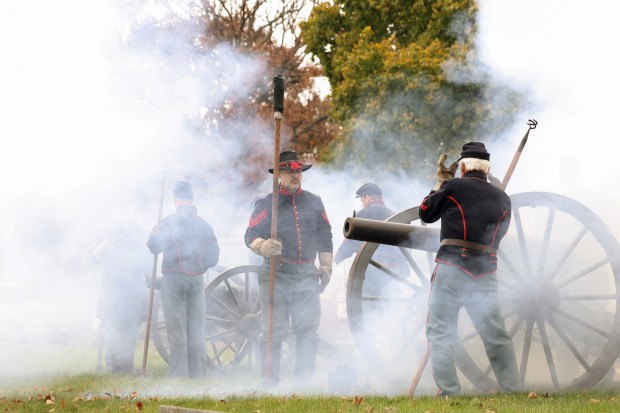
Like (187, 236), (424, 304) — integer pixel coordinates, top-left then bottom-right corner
(355, 183), (382, 198)
(268, 151), (312, 174)
(458, 142), (490, 161)
(173, 181), (193, 200)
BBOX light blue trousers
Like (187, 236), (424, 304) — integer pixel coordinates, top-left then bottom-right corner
(426, 263), (520, 395)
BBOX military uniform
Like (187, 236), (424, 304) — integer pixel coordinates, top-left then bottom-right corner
(94, 224), (149, 374)
(420, 143), (519, 396)
(147, 181), (220, 378)
(335, 194), (406, 299)
(245, 154), (333, 385)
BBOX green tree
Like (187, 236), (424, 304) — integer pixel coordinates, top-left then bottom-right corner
(301, 0), (523, 180)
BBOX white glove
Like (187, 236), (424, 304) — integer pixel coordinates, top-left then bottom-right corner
(250, 238), (282, 258)
(318, 252), (333, 293)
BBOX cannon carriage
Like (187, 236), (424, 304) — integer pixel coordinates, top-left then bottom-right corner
(149, 122), (620, 392)
(149, 190), (620, 392)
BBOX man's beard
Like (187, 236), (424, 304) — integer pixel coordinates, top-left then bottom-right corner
(283, 181), (300, 193)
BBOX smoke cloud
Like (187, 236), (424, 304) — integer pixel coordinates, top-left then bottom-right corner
(1, 0), (619, 397)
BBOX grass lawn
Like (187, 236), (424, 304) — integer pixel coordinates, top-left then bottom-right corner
(1, 342), (619, 412)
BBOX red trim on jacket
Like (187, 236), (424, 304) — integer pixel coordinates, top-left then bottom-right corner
(447, 195), (466, 240)
(249, 208), (267, 227)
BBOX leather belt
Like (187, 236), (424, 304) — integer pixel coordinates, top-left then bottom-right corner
(441, 238), (497, 254)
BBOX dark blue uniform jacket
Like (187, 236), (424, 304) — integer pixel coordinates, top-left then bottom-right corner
(335, 200), (403, 268)
(147, 205), (220, 275)
(419, 170), (511, 278)
(245, 186), (333, 263)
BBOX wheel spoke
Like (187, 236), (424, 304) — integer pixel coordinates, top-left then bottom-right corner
(399, 247), (430, 288)
(520, 319), (534, 384)
(224, 278), (244, 313)
(205, 327), (237, 341)
(547, 316), (591, 371)
(562, 294), (618, 301)
(536, 319), (559, 389)
(498, 249), (524, 281)
(212, 335), (240, 360)
(369, 258), (419, 291)
(556, 258), (609, 288)
(205, 315), (237, 324)
(556, 309), (612, 338)
(535, 208), (555, 278)
(360, 294), (411, 303)
(545, 226), (587, 282)
(208, 294), (242, 319)
(513, 208), (534, 277)
(209, 341), (223, 367)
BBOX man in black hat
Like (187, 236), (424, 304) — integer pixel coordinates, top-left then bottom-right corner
(419, 142), (519, 396)
(335, 183), (406, 302)
(147, 180), (220, 378)
(245, 150), (333, 387)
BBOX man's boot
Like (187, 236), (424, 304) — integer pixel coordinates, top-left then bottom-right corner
(294, 336), (318, 379)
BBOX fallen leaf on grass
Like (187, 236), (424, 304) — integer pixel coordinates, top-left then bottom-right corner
(590, 399), (600, 404)
(352, 396), (363, 406)
(45, 400), (54, 405)
(130, 392), (138, 399)
(60, 398), (65, 409)
(528, 392), (538, 399)
(485, 410), (496, 413)
(137, 401), (144, 410)
(366, 407), (374, 413)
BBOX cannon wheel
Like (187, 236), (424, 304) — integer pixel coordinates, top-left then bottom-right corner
(151, 265), (262, 371)
(347, 191), (620, 391)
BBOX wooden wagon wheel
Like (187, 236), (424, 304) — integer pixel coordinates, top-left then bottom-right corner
(346, 192), (620, 391)
(151, 265), (262, 371)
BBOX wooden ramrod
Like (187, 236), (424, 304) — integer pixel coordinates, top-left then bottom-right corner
(342, 216), (440, 252)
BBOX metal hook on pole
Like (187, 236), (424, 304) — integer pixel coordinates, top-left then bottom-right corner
(500, 118), (538, 191)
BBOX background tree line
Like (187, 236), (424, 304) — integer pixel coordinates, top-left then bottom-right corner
(145, 0), (524, 184)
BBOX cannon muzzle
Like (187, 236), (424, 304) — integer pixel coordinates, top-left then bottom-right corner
(343, 217), (440, 252)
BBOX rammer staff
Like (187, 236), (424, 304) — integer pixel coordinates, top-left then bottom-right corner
(266, 74), (284, 383)
(142, 174), (166, 375)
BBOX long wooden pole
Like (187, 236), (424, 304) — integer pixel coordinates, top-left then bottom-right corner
(266, 75), (284, 383)
(406, 119), (538, 397)
(142, 174), (166, 375)
(406, 347), (430, 397)
(500, 119), (537, 191)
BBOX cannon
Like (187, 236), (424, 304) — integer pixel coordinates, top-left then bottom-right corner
(343, 192), (620, 392)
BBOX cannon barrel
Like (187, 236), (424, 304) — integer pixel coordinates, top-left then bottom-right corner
(343, 217), (440, 252)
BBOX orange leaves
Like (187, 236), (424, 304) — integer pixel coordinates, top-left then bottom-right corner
(352, 396), (364, 406)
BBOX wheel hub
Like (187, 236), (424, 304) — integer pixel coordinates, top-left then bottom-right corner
(510, 280), (561, 319)
(238, 313), (261, 338)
